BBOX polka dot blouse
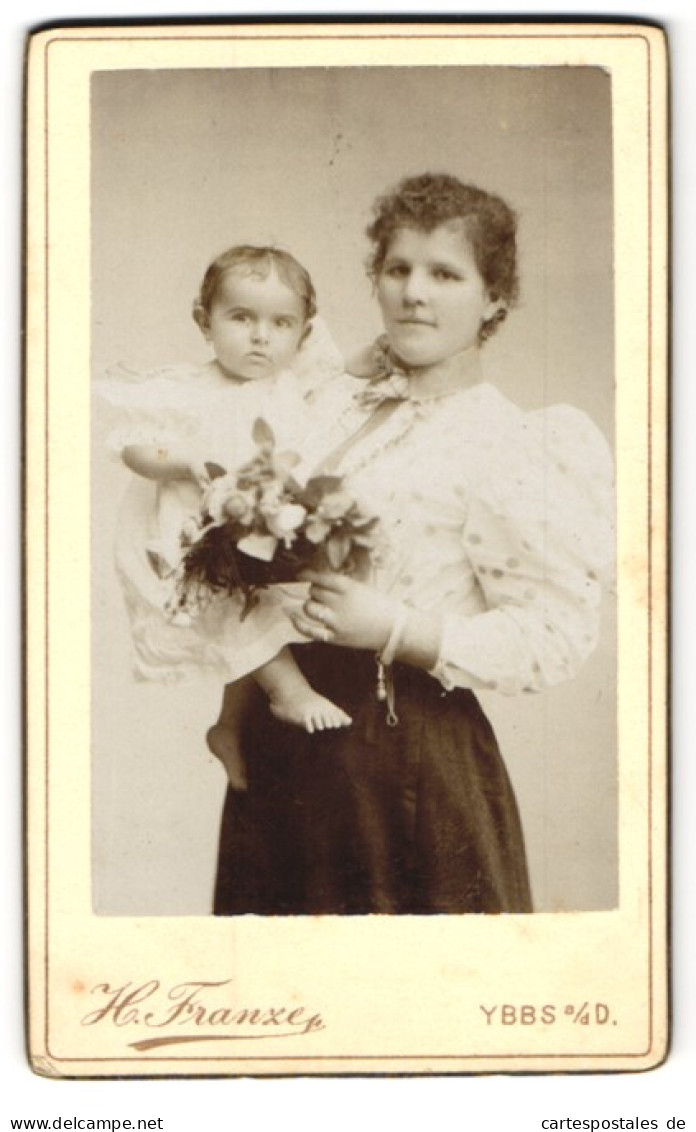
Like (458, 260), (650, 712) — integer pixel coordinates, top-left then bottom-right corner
(300, 357), (614, 697)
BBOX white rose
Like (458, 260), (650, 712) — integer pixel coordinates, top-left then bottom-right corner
(265, 503), (306, 542)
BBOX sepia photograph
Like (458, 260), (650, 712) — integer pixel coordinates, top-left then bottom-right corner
(91, 62), (616, 921)
(25, 22), (667, 1076)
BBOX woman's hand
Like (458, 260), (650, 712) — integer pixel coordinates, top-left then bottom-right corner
(290, 570), (443, 670)
(290, 571), (399, 651)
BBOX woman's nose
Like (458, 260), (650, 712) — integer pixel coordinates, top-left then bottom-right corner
(402, 269), (427, 305)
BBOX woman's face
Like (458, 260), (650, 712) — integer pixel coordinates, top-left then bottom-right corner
(375, 222), (501, 368)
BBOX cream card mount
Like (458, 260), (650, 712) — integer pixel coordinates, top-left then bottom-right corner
(25, 21), (668, 1077)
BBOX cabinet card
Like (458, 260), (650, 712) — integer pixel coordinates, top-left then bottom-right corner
(25, 21), (668, 1076)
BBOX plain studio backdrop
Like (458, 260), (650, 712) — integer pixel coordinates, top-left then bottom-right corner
(91, 65), (615, 914)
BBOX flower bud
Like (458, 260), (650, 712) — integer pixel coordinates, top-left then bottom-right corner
(224, 494), (253, 521)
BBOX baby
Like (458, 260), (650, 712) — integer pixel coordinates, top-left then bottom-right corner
(101, 246), (351, 788)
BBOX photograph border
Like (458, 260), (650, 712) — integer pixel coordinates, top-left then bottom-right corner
(25, 20), (668, 1077)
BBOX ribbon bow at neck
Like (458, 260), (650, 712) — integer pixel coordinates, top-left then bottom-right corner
(354, 370), (411, 409)
(350, 336), (483, 409)
(349, 336), (413, 409)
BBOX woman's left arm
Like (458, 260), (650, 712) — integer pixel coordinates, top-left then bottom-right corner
(292, 406), (614, 695)
(431, 406), (615, 695)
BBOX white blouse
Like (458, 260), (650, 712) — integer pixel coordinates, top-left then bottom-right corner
(299, 357), (614, 697)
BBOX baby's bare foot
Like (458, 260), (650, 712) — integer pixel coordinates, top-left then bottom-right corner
(268, 690), (351, 734)
(206, 724), (248, 791)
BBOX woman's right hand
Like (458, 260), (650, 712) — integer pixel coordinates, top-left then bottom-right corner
(289, 571), (396, 650)
(289, 570), (443, 672)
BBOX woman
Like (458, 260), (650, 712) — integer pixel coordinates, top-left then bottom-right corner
(213, 173), (614, 916)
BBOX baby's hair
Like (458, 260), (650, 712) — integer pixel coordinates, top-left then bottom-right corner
(366, 173), (519, 341)
(193, 245), (317, 326)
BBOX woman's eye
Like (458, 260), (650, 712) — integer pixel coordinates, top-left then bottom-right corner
(230, 311), (250, 322)
(275, 318), (292, 329)
(433, 268), (460, 282)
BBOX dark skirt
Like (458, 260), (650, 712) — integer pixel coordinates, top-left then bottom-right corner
(213, 645), (532, 916)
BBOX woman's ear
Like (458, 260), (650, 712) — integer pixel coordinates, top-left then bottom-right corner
(483, 296), (507, 324)
(192, 303), (211, 339)
(298, 320), (313, 348)
(479, 300), (509, 342)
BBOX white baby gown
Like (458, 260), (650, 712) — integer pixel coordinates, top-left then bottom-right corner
(95, 318), (344, 684)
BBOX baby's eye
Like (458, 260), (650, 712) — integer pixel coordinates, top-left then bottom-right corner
(229, 310), (251, 322)
(275, 317), (293, 329)
(384, 263), (409, 279)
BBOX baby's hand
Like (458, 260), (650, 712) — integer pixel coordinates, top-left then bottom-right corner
(122, 444), (213, 487)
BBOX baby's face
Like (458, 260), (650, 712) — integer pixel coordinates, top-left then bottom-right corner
(202, 267), (307, 381)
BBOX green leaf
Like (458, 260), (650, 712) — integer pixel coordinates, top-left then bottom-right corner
(300, 475), (344, 508)
(146, 549), (172, 578)
(325, 534), (351, 570)
(310, 474), (344, 493)
(204, 461), (227, 480)
(252, 417), (276, 448)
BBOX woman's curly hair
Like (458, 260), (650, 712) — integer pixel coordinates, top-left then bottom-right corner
(367, 174), (519, 341)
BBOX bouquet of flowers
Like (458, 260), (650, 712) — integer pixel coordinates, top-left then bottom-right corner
(165, 418), (381, 625)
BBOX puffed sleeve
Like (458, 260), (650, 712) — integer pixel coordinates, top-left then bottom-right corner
(291, 315), (346, 401)
(93, 363), (202, 459)
(431, 405), (615, 695)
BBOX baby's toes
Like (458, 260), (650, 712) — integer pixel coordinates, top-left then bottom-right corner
(325, 707), (350, 728)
